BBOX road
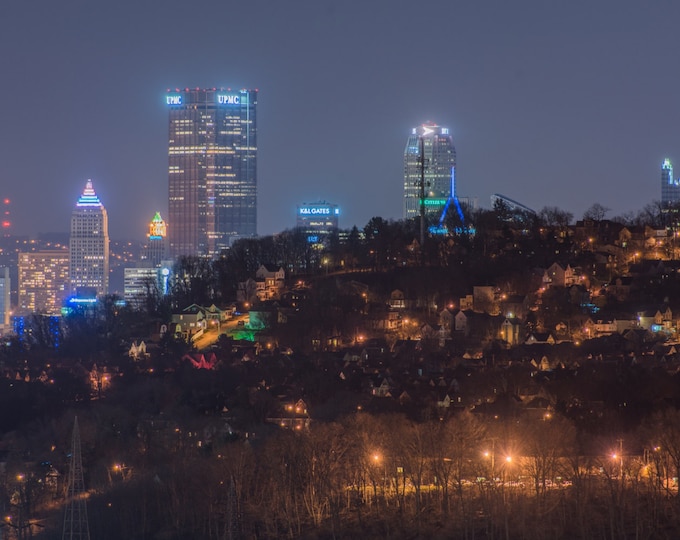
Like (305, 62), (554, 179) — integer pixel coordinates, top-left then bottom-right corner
(192, 313), (250, 350)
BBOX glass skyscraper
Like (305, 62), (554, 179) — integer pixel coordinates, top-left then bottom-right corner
(0, 267), (9, 335)
(69, 180), (109, 296)
(166, 88), (258, 257)
(403, 124), (456, 220)
(661, 158), (680, 207)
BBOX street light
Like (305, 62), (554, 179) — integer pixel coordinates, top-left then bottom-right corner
(483, 449), (495, 481)
(370, 452), (385, 501)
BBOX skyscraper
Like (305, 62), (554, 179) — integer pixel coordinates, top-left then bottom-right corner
(296, 201), (340, 244)
(18, 250), (69, 314)
(0, 267), (9, 335)
(403, 124), (456, 220)
(142, 211), (167, 268)
(661, 158), (680, 207)
(69, 180), (109, 296)
(166, 88), (257, 257)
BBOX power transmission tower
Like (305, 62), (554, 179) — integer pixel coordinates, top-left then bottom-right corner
(62, 417), (90, 540)
(224, 477), (240, 540)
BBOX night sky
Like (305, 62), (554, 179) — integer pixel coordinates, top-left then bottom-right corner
(2, 0), (679, 240)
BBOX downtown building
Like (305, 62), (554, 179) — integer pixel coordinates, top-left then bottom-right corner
(124, 212), (171, 309)
(661, 158), (680, 207)
(403, 124), (456, 221)
(166, 88), (257, 257)
(296, 201), (340, 245)
(141, 211), (167, 268)
(18, 250), (69, 315)
(69, 180), (110, 296)
(0, 267), (9, 335)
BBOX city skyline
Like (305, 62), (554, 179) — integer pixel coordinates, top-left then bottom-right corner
(2, 1), (680, 240)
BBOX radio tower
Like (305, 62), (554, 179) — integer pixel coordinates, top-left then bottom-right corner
(62, 417), (90, 540)
(2, 197), (10, 237)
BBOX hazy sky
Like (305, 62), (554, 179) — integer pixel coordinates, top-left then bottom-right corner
(1, 0), (679, 240)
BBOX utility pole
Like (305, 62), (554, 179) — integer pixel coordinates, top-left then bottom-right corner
(62, 417), (90, 540)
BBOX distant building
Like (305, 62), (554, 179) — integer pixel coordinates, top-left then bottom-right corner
(18, 250), (69, 315)
(490, 194), (536, 217)
(403, 124), (456, 220)
(166, 88), (258, 257)
(0, 267), (9, 334)
(69, 180), (109, 296)
(142, 212), (167, 267)
(661, 158), (680, 207)
(124, 213), (170, 309)
(296, 201), (339, 244)
(124, 267), (161, 309)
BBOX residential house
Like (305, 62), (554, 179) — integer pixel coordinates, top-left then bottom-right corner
(255, 264), (285, 300)
(638, 307), (674, 334)
(128, 341), (150, 361)
(583, 318), (617, 338)
(267, 398), (311, 431)
(202, 304), (229, 326)
(500, 317), (523, 346)
(459, 294), (473, 310)
(543, 263), (578, 288)
(369, 375), (393, 398)
(438, 307), (456, 333)
(389, 289), (406, 310)
(171, 304), (206, 341)
(367, 306), (401, 331)
(525, 332), (556, 345)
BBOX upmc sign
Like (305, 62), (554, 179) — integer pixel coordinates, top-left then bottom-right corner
(299, 207), (331, 215)
(166, 95), (182, 105)
(217, 94), (241, 105)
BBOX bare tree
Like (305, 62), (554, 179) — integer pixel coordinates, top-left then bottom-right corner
(582, 203), (611, 221)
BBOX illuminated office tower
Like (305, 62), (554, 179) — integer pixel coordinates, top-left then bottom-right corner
(142, 211), (167, 267)
(403, 124), (456, 220)
(18, 251), (69, 315)
(124, 267), (161, 309)
(661, 158), (680, 207)
(296, 201), (339, 244)
(166, 88), (257, 257)
(69, 180), (109, 296)
(0, 267), (9, 334)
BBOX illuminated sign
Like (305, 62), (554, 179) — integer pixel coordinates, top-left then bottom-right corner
(166, 95), (182, 105)
(299, 207), (331, 215)
(217, 94), (240, 105)
(420, 199), (448, 206)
